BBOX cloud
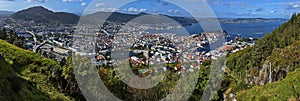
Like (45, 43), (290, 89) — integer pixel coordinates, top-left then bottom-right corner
(127, 7), (147, 13)
(27, 0), (49, 3)
(95, 3), (105, 7)
(127, 7), (138, 12)
(62, 0), (75, 2)
(285, 2), (300, 10)
(292, 4), (299, 8)
(270, 10), (276, 14)
(91, 7), (118, 12)
(139, 8), (147, 12)
(206, 0), (248, 7)
(81, 2), (86, 6)
(89, 2), (119, 12)
(167, 9), (180, 14)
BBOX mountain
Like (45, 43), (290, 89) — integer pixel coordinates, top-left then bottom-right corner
(10, 6), (79, 24)
(9, 6), (197, 25)
(0, 11), (14, 18)
(80, 11), (197, 25)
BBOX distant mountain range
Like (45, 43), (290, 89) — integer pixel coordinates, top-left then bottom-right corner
(10, 6), (196, 25)
(214, 18), (287, 23)
(79, 11), (197, 25)
(0, 11), (14, 18)
(8, 6), (287, 25)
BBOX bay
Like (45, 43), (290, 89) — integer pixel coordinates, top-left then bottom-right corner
(147, 20), (286, 38)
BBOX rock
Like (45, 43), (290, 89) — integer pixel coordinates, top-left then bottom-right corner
(0, 95), (5, 101)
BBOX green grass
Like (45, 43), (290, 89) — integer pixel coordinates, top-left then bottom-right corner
(0, 39), (74, 101)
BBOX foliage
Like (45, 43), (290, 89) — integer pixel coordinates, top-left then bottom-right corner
(226, 13), (300, 82)
(0, 39), (78, 100)
(236, 68), (300, 101)
(0, 28), (26, 49)
(0, 57), (51, 101)
(226, 13), (300, 100)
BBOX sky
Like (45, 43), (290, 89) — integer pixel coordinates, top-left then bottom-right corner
(0, 0), (300, 18)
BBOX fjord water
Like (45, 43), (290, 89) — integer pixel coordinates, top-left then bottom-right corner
(148, 20), (286, 38)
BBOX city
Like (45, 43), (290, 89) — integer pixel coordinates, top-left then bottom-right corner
(0, 0), (299, 101)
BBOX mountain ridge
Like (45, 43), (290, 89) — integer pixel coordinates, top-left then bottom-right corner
(9, 6), (288, 25)
(10, 6), (80, 24)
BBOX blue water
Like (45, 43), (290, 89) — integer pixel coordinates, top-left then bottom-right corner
(148, 21), (286, 38)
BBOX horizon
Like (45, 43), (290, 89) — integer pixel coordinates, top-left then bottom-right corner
(0, 0), (299, 18)
(0, 6), (291, 19)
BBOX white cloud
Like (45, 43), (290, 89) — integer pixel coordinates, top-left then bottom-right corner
(139, 8), (147, 12)
(81, 2), (86, 6)
(94, 7), (118, 12)
(127, 7), (148, 13)
(95, 3), (105, 7)
(286, 1), (300, 10)
(27, 0), (49, 3)
(270, 10), (275, 14)
(292, 4), (299, 8)
(128, 7), (138, 12)
(62, 0), (75, 2)
(167, 9), (180, 14)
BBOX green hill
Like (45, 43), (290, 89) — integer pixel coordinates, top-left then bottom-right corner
(0, 39), (76, 100)
(226, 13), (300, 83)
(225, 13), (300, 100)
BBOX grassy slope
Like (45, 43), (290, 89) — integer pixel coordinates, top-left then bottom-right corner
(0, 58), (51, 100)
(0, 39), (73, 100)
(236, 68), (300, 101)
(227, 13), (300, 100)
(235, 41), (300, 100)
(226, 13), (300, 81)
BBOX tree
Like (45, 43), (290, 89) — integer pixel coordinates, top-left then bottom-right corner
(0, 28), (7, 40)
(60, 57), (67, 67)
(13, 36), (26, 49)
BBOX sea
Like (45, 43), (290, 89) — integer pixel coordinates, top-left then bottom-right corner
(147, 20), (287, 39)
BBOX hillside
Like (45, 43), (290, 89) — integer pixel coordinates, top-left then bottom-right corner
(10, 6), (196, 25)
(10, 6), (79, 24)
(0, 39), (79, 100)
(79, 12), (197, 25)
(236, 68), (300, 100)
(227, 13), (300, 84)
(0, 56), (51, 100)
(225, 13), (300, 100)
